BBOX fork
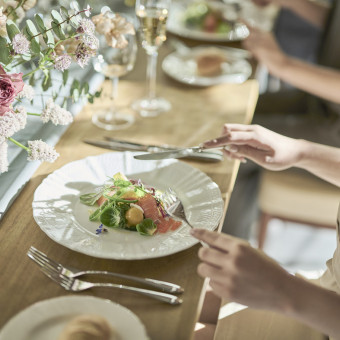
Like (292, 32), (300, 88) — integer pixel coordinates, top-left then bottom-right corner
(162, 188), (208, 247)
(37, 264), (182, 305)
(27, 246), (183, 294)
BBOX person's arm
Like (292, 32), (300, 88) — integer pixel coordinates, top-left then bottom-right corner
(242, 27), (340, 104)
(251, 0), (330, 29)
(191, 228), (340, 340)
(202, 124), (340, 186)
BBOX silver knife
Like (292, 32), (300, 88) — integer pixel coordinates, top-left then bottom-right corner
(84, 140), (223, 162)
(84, 139), (174, 152)
(134, 147), (223, 161)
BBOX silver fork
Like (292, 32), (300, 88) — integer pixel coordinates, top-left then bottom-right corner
(162, 188), (208, 247)
(37, 263), (182, 305)
(27, 246), (183, 294)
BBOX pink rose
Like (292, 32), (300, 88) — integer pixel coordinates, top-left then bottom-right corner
(0, 65), (24, 115)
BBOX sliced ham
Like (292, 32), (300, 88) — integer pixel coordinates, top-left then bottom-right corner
(137, 194), (161, 223)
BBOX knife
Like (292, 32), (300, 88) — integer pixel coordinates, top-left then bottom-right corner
(83, 139), (224, 162)
(133, 146), (224, 161)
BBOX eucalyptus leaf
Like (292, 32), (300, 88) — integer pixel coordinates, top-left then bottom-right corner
(72, 88), (80, 102)
(34, 14), (46, 33)
(30, 38), (40, 53)
(51, 21), (65, 40)
(51, 10), (64, 24)
(81, 82), (89, 94)
(21, 53), (32, 61)
(6, 20), (20, 41)
(0, 37), (11, 64)
(43, 30), (55, 47)
(59, 6), (69, 20)
(26, 20), (39, 38)
(42, 71), (52, 91)
(62, 69), (69, 86)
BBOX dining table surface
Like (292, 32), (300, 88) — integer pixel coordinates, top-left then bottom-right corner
(0, 30), (259, 340)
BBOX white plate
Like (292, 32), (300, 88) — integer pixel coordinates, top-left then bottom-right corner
(167, 1), (249, 42)
(162, 45), (252, 86)
(0, 295), (148, 340)
(32, 152), (224, 260)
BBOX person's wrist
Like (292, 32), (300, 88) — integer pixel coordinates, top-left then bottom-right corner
(268, 53), (291, 78)
(294, 139), (312, 169)
(274, 272), (302, 315)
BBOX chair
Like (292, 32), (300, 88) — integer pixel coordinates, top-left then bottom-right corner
(257, 169), (340, 249)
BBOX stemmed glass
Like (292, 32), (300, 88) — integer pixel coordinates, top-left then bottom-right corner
(92, 12), (137, 131)
(133, 0), (171, 117)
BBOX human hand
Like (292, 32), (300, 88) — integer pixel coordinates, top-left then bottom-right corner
(202, 124), (303, 171)
(191, 228), (292, 311)
(242, 25), (288, 76)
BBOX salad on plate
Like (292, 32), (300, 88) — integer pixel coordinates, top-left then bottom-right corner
(80, 173), (182, 236)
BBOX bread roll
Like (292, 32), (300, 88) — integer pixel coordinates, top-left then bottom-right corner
(57, 314), (119, 340)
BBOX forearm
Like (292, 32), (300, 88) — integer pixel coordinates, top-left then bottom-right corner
(283, 0), (330, 29)
(270, 57), (340, 104)
(280, 275), (340, 339)
(294, 139), (340, 187)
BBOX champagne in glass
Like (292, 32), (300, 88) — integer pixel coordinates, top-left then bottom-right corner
(132, 0), (171, 117)
(137, 7), (168, 51)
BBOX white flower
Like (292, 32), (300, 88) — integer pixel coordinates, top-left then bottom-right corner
(0, 140), (8, 173)
(75, 42), (96, 68)
(85, 4), (91, 17)
(77, 18), (95, 35)
(0, 109), (27, 138)
(54, 54), (72, 72)
(41, 98), (73, 125)
(12, 33), (30, 55)
(82, 34), (99, 50)
(15, 106), (27, 130)
(17, 84), (35, 101)
(27, 140), (59, 162)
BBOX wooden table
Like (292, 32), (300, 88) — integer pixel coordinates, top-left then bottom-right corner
(0, 37), (258, 340)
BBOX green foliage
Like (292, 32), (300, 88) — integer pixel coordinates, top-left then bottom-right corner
(6, 20), (20, 41)
(0, 37), (11, 64)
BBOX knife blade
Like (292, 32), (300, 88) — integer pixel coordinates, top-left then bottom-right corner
(103, 137), (175, 151)
(133, 147), (223, 161)
(84, 139), (174, 152)
(84, 139), (224, 162)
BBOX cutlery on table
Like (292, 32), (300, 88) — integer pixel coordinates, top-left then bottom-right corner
(27, 246), (183, 294)
(162, 188), (209, 248)
(133, 145), (226, 161)
(38, 264), (182, 305)
(83, 139), (224, 162)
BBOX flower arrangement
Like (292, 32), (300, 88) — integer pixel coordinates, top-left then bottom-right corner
(0, 1), (102, 174)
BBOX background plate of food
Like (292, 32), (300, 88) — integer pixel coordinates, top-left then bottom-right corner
(167, 1), (249, 42)
(0, 296), (148, 340)
(162, 45), (252, 86)
(32, 152), (224, 259)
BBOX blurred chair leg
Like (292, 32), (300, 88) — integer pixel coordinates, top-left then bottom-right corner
(258, 212), (271, 249)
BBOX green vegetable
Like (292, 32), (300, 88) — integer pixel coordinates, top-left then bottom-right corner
(136, 218), (157, 236)
(100, 206), (121, 228)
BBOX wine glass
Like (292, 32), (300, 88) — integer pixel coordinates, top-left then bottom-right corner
(92, 15), (137, 131)
(132, 0), (171, 117)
